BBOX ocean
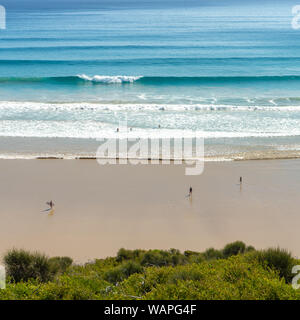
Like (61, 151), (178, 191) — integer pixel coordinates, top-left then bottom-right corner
(1, 0), (300, 160)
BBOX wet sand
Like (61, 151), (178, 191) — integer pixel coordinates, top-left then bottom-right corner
(0, 159), (300, 263)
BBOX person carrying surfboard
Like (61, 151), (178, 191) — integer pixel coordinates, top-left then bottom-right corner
(42, 200), (54, 213)
(47, 200), (54, 209)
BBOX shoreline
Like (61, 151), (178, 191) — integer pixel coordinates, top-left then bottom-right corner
(1, 134), (300, 162)
(2, 154), (300, 162)
(1, 135), (300, 162)
(1, 158), (300, 263)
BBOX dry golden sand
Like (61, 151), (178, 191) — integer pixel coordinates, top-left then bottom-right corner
(0, 159), (299, 263)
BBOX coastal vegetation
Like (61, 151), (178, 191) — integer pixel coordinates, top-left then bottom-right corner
(0, 241), (299, 300)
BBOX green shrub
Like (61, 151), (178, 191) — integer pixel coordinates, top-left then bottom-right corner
(116, 248), (135, 262)
(140, 249), (187, 267)
(184, 250), (200, 257)
(104, 261), (143, 284)
(141, 250), (168, 267)
(142, 255), (298, 300)
(245, 245), (255, 252)
(1, 242), (300, 300)
(116, 248), (146, 263)
(203, 248), (224, 260)
(49, 257), (73, 275)
(186, 252), (204, 264)
(132, 249), (146, 260)
(250, 247), (295, 283)
(4, 249), (52, 283)
(167, 265), (205, 283)
(223, 241), (246, 258)
(190, 255), (205, 264)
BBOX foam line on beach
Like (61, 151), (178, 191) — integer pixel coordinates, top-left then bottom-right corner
(2, 101), (300, 112)
(0, 152), (300, 162)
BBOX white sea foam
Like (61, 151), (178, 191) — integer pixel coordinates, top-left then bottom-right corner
(76, 74), (142, 83)
(1, 101), (300, 112)
(0, 120), (300, 139)
(0, 101), (300, 140)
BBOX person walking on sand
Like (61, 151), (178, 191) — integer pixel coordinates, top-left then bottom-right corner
(47, 200), (54, 210)
(42, 200), (54, 213)
(185, 187), (193, 198)
(240, 176), (242, 185)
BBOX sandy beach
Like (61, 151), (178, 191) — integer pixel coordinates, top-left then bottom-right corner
(0, 158), (299, 263)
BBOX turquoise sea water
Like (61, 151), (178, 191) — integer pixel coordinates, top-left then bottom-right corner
(1, 1), (300, 159)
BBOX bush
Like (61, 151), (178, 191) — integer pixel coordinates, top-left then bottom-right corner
(203, 248), (224, 260)
(223, 241), (246, 258)
(245, 246), (255, 252)
(141, 249), (187, 267)
(1, 242), (299, 300)
(132, 249), (146, 260)
(116, 248), (134, 262)
(4, 249), (52, 283)
(250, 247), (295, 283)
(184, 251), (204, 264)
(184, 250), (200, 257)
(189, 255), (205, 264)
(116, 248), (146, 263)
(141, 250), (168, 267)
(49, 257), (73, 275)
(140, 255), (298, 300)
(104, 261), (143, 284)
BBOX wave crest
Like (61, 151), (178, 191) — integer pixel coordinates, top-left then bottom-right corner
(76, 74), (142, 83)
(2, 75), (300, 86)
